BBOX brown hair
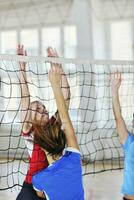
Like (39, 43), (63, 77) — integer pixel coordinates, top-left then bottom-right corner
(123, 197), (131, 200)
(32, 120), (66, 158)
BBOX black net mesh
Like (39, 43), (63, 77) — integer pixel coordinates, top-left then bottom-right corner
(0, 55), (134, 190)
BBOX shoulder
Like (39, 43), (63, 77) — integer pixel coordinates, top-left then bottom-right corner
(21, 123), (32, 136)
(122, 133), (134, 150)
(32, 173), (43, 192)
(65, 147), (81, 154)
(62, 147), (81, 163)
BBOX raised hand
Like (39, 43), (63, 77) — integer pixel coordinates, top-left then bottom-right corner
(111, 71), (128, 144)
(47, 47), (63, 78)
(17, 44), (27, 70)
(47, 47), (70, 110)
(110, 71), (122, 93)
(47, 47), (59, 57)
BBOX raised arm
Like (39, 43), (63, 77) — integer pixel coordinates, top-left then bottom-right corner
(47, 47), (70, 109)
(17, 44), (31, 132)
(111, 72), (128, 144)
(49, 64), (79, 150)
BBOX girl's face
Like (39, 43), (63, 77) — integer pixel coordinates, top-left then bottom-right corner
(30, 102), (49, 125)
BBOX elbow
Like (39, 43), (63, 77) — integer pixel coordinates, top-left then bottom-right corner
(36, 191), (45, 198)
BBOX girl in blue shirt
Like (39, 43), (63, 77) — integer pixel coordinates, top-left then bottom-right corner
(111, 72), (134, 200)
(32, 59), (84, 199)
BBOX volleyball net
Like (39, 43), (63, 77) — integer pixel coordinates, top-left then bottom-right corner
(0, 55), (134, 190)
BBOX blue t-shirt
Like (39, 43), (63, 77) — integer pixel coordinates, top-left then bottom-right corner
(122, 133), (134, 195)
(32, 148), (84, 200)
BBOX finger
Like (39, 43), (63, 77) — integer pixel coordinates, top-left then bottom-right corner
(47, 47), (55, 57)
(17, 44), (20, 50)
(51, 47), (58, 57)
(17, 44), (20, 54)
(47, 46), (52, 52)
(18, 45), (23, 55)
(110, 73), (115, 81)
(21, 45), (24, 54)
(120, 72), (122, 80)
(109, 74), (112, 81)
(17, 48), (19, 54)
(119, 72), (122, 81)
(117, 70), (120, 79)
(116, 71), (120, 80)
(54, 48), (58, 57)
(115, 71), (118, 79)
(47, 47), (51, 56)
(46, 47), (50, 52)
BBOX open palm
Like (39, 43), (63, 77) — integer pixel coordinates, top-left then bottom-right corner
(110, 72), (122, 92)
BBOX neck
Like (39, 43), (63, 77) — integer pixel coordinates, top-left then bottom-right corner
(44, 150), (61, 165)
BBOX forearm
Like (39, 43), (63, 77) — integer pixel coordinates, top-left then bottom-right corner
(52, 83), (79, 149)
(112, 90), (128, 143)
(19, 70), (30, 125)
(112, 90), (122, 120)
(49, 64), (80, 149)
(52, 83), (70, 123)
(20, 70), (30, 97)
(61, 71), (70, 109)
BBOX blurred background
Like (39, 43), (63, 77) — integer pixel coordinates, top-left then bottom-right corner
(0, 0), (134, 60)
(0, 1), (134, 200)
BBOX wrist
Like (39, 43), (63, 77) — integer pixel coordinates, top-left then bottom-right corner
(20, 69), (26, 73)
(51, 82), (60, 88)
(112, 89), (118, 95)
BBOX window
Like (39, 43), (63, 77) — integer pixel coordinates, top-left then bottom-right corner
(64, 26), (77, 58)
(1, 31), (17, 54)
(110, 21), (134, 123)
(42, 27), (61, 56)
(20, 29), (39, 55)
(111, 21), (133, 60)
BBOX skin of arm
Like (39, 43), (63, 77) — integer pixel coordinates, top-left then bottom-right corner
(35, 51), (75, 199)
(17, 44), (31, 132)
(18, 45), (47, 199)
(47, 47), (70, 109)
(49, 64), (79, 150)
(36, 191), (45, 198)
(111, 72), (128, 144)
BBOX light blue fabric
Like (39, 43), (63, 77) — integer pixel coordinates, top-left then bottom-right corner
(121, 133), (134, 195)
(32, 150), (84, 200)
